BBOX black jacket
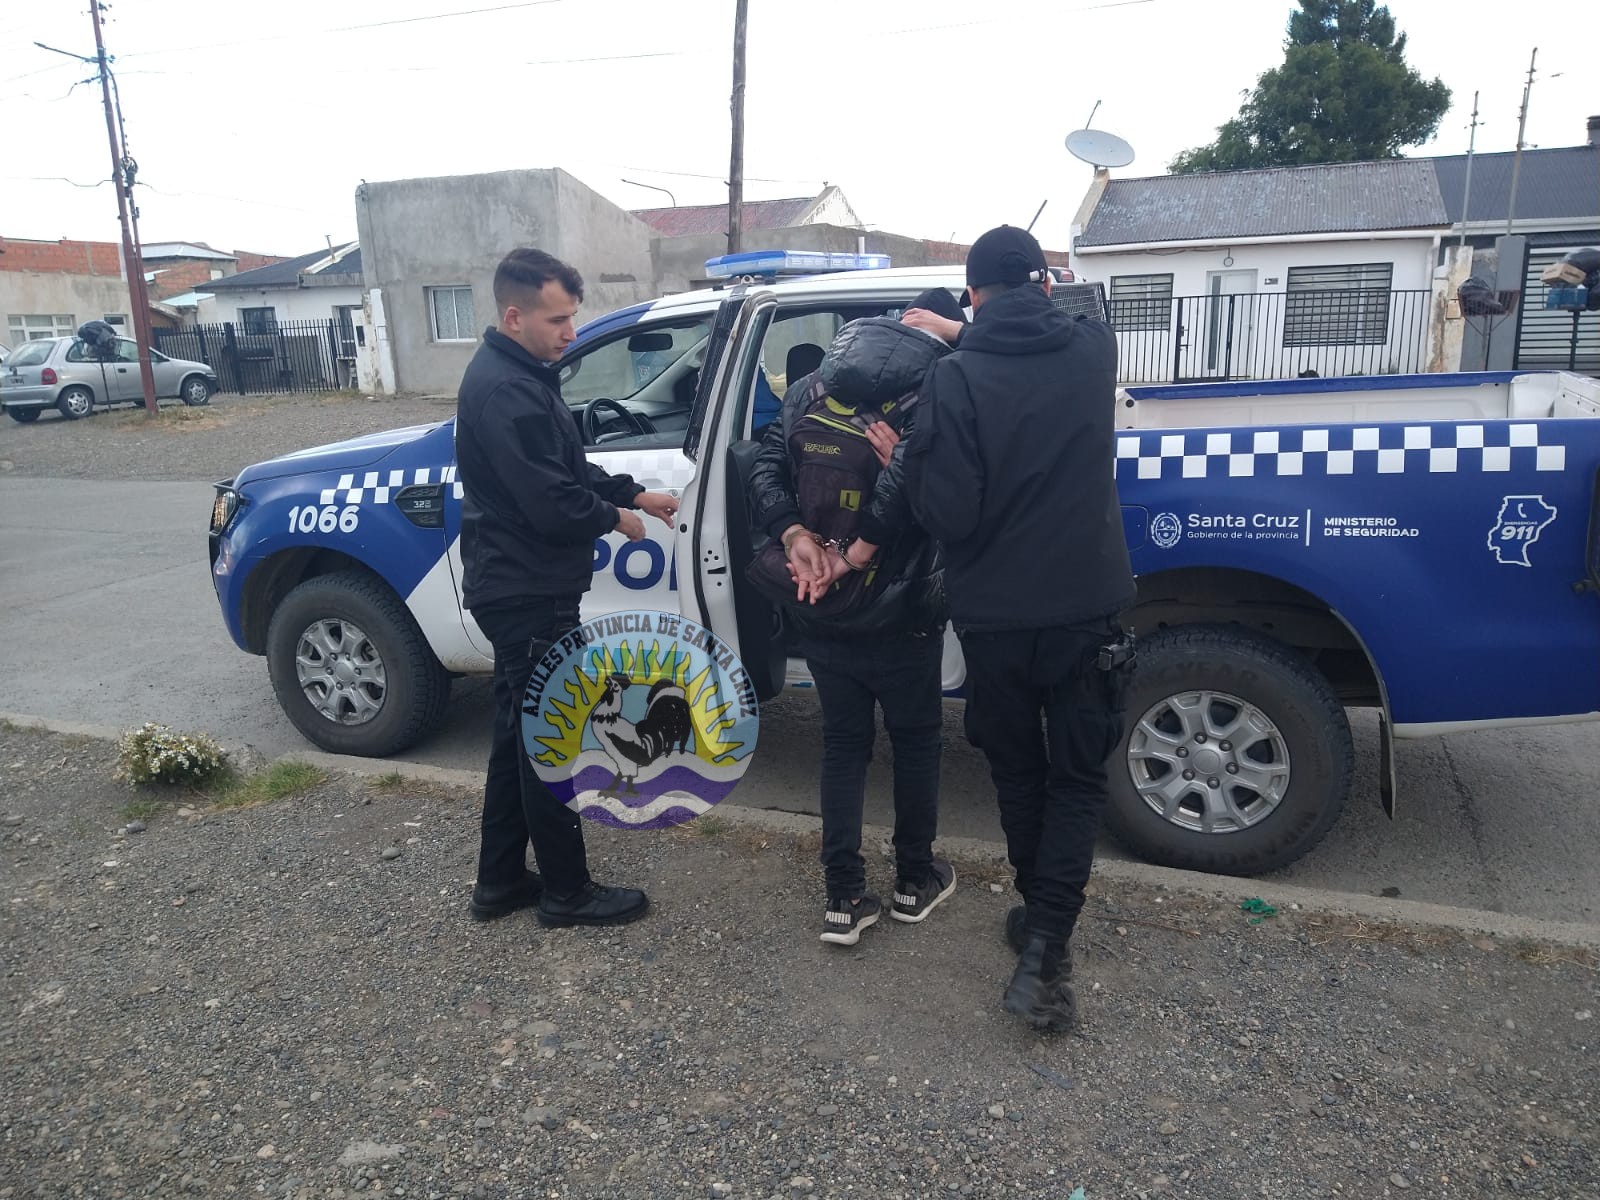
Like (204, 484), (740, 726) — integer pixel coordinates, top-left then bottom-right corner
(747, 318), (949, 639)
(904, 286), (1134, 632)
(455, 328), (642, 608)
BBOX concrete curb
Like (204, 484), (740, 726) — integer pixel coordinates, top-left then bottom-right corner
(8, 712), (1600, 951)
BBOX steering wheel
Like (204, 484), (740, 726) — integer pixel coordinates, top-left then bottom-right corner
(583, 397), (649, 443)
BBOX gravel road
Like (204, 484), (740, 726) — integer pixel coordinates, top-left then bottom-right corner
(0, 391), (456, 483)
(2, 726), (1596, 1200)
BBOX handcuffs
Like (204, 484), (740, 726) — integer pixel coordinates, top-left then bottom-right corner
(782, 529), (877, 572)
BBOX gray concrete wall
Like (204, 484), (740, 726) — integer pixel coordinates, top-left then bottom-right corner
(1, 273), (133, 343)
(355, 168), (658, 394)
(651, 224), (969, 294)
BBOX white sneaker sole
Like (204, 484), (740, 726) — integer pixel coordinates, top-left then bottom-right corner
(891, 868), (958, 923)
(820, 909), (879, 945)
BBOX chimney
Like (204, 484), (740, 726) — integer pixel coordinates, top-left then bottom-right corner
(1589, 115), (1600, 148)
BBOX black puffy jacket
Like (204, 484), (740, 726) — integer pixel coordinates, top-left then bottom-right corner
(746, 318), (950, 639)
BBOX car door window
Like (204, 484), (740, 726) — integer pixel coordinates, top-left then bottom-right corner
(559, 315), (713, 450)
(116, 339), (141, 363)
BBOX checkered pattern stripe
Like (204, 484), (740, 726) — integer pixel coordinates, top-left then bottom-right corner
(319, 453), (695, 509)
(1114, 425), (1568, 481)
(320, 466), (459, 506)
(591, 449), (697, 491)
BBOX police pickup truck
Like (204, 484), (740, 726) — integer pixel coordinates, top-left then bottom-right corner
(208, 262), (1600, 876)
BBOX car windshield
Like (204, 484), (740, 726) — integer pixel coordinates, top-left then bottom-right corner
(7, 341), (54, 368)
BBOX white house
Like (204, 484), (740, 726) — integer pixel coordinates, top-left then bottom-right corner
(1071, 160), (1450, 383)
(197, 243), (364, 333)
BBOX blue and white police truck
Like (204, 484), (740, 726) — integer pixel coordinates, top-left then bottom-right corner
(208, 257), (1600, 876)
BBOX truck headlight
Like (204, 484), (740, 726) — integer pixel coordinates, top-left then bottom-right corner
(210, 483), (240, 533)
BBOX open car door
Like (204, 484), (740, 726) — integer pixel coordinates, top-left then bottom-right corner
(673, 287), (787, 700)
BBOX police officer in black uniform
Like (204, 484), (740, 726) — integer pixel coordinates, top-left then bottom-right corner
(455, 247), (679, 929)
(905, 226), (1135, 1030)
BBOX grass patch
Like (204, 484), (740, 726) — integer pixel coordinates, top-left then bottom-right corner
(0, 718), (21, 734)
(209, 761), (326, 810)
(368, 771), (410, 794)
(120, 797), (164, 821)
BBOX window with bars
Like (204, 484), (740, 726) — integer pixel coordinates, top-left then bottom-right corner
(1108, 274), (1173, 331)
(427, 285), (476, 342)
(1283, 263), (1393, 346)
(7, 314), (75, 343)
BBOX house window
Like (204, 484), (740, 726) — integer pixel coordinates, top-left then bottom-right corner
(239, 306), (278, 334)
(1283, 263), (1393, 346)
(1108, 274), (1173, 331)
(103, 313), (127, 327)
(427, 285), (476, 342)
(8, 314), (75, 343)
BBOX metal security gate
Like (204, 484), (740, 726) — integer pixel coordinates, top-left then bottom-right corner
(1515, 249), (1600, 377)
(153, 319), (345, 395)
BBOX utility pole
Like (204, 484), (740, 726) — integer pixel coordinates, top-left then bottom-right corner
(90, 0), (157, 414)
(1505, 48), (1536, 238)
(1457, 91), (1481, 249)
(726, 0), (748, 256)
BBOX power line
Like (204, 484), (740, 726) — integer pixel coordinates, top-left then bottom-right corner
(117, 0), (568, 60)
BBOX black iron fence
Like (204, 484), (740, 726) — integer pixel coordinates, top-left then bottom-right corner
(153, 319), (354, 395)
(1112, 289), (1434, 384)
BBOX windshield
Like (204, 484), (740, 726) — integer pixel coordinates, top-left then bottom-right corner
(560, 317), (713, 407)
(8, 341), (54, 368)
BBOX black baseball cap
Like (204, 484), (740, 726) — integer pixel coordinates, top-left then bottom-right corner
(966, 225), (1050, 288)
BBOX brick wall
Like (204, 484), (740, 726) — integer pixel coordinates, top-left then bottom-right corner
(0, 237), (124, 277)
(233, 250), (291, 273)
(146, 260), (219, 300)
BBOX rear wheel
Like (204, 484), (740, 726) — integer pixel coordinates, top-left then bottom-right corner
(1105, 625), (1353, 875)
(266, 570), (451, 757)
(57, 386), (93, 420)
(7, 407), (40, 423)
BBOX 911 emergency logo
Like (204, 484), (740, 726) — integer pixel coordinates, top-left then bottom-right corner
(521, 610), (758, 829)
(1488, 495), (1557, 567)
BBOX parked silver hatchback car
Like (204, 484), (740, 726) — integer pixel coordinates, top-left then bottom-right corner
(1, 336), (219, 423)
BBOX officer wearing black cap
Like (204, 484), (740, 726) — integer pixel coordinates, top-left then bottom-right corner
(904, 225), (1135, 1031)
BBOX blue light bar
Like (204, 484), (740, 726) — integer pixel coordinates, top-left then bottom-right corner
(704, 249), (892, 279)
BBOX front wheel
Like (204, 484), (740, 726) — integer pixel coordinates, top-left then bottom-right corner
(180, 375), (212, 406)
(1104, 625), (1353, 875)
(6, 407), (41, 423)
(57, 386), (93, 420)
(266, 570), (451, 757)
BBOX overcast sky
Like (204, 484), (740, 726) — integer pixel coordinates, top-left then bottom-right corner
(1, 0), (1593, 262)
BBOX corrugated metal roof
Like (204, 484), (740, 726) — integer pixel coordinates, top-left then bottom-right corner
(1432, 145), (1600, 224)
(142, 242), (236, 261)
(631, 197), (816, 238)
(1077, 159), (1448, 248)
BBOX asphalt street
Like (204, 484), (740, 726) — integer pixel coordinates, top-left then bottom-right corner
(3, 476), (1598, 924)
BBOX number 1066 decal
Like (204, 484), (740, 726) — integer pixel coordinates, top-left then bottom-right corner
(288, 505), (360, 535)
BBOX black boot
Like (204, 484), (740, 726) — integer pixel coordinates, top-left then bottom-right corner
(469, 870), (544, 922)
(1004, 905), (1026, 954)
(537, 880), (650, 928)
(1003, 935), (1076, 1031)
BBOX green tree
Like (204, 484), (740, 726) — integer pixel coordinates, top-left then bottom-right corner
(1169, 0), (1451, 173)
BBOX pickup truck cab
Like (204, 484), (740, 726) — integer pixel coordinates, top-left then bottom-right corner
(209, 265), (1600, 875)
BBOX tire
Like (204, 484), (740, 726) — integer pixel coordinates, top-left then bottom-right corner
(265, 570), (451, 757)
(180, 375), (212, 406)
(7, 407), (40, 423)
(1104, 625), (1353, 875)
(57, 386), (93, 420)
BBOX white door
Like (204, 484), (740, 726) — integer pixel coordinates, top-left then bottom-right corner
(1200, 269), (1257, 378)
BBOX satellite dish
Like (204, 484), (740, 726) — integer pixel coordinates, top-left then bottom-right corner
(1066, 128), (1135, 169)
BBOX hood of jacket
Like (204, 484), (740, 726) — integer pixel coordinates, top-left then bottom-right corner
(958, 285), (1076, 357)
(819, 317), (951, 408)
